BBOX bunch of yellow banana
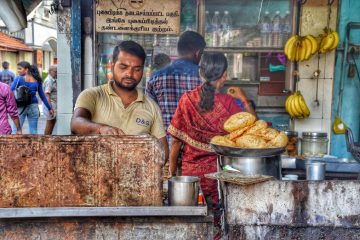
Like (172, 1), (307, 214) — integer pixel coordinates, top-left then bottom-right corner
(318, 27), (339, 53)
(284, 34), (318, 62)
(285, 91), (310, 119)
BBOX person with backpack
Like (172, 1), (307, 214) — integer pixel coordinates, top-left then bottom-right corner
(10, 64), (54, 134)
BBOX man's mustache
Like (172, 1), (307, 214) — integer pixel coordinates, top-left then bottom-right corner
(121, 77), (136, 82)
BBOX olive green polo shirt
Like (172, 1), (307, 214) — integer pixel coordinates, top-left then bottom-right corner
(74, 82), (166, 139)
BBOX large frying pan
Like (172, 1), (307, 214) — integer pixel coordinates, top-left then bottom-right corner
(211, 143), (286, 157)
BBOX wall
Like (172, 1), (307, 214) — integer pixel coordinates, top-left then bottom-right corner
(294, 0), (338, 153)
(330, 0), (360, 158)
(224, 181), (360, 239)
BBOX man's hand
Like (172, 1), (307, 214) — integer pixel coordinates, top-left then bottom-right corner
(227, 86), (248, 101)
(97, 125), (125, 135)
(16, 129), (22, 135)
(49, 109), (55, 118)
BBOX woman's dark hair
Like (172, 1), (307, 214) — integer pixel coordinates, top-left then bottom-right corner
(112, 40), (146, 65)
(28, 65), (43, 84)
(17, 61), (30, 69)
(198, 52), (228, 112)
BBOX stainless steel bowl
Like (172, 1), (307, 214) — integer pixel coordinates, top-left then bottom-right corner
(219, 155), (282, 179)
(168, 176), (199, 206)
(306, 162), (326, 180)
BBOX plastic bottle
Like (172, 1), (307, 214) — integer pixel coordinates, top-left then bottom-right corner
(181, 0), (195, 32)
(221, 10), (232, 47)
(98, 55), (107, 85)
(205, 11), (213, 46)
(260, 11), (272, 47)
(211, 11), (221, 47)
(106, 55), (113, 81)
(272, 11), (282, 47)
(282, 10), (292, 46)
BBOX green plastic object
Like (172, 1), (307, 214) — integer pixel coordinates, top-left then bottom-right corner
(269, 64), (286, 73)
(223, 165), (240, 172)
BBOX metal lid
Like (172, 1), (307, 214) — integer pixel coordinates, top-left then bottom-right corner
(285, 130), (298, 137)
(302, 132), (328, 138)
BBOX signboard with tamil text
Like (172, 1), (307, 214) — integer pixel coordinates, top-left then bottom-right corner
(95, 0), (181, 35)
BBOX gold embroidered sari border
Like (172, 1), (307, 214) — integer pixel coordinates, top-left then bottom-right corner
(168, 125), (214, 153)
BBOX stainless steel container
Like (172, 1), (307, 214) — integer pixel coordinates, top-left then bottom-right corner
(168, 176), (199, 206)
(219, 155), (282, 179)
(306, 162), (326, 180)
(301, 132), (329, 157)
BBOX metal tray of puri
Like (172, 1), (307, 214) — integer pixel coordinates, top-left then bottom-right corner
(210, 143), (286, 157)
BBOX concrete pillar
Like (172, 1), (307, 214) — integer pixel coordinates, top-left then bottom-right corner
(57, 8), (73, 134)
(56, 0), (82, 135)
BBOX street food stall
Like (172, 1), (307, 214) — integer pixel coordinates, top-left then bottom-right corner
(1, 0), (360, 239)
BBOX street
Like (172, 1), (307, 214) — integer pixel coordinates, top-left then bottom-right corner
(15, 104), (57, 135)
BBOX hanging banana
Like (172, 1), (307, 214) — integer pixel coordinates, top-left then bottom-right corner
(285, 91), (310, 119)
(284, 34), (319, 62)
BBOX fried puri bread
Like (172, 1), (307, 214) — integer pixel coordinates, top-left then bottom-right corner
(227, 125), (251, 140)
(235, 134), (267, 148)
(224, 112), (256, 133)
(244, 120), (268, 135)
(211, 136), (237, 147)
(254, 128), (279, 141)
(267, 131), (288, 148)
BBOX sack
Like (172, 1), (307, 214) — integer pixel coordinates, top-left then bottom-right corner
(14, 78), (32, 107)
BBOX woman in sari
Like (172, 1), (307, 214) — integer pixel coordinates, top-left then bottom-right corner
(168, 52), (256, 205)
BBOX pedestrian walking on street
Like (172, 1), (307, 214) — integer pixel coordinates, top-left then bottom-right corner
(43, 65), (57, 135)
(0, 61), (15, 85)
(0, 82), (22, 134)
(11, 65), (54, 134)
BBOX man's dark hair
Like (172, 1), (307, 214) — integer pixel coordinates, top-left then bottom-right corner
(153, 53), (171, 70)
(177, 31), (206, 56)
(2, 61), (9, 69)
(112, 40), (146, 65)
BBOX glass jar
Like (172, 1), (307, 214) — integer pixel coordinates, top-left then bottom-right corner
(301, 132), (329, 157)
(285, 130), (298, 156)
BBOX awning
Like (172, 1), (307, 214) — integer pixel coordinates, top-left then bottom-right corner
(0, 32), (32, 51)
(0, 0), (42, 32)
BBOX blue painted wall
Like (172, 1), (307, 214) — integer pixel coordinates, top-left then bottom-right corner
(331, 0), (360, 158)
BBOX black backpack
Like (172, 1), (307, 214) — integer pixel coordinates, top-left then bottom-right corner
(14, 78), (32, 107)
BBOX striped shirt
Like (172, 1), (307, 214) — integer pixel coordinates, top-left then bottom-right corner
(145, 58), (202, 134)
(0, 69), (15, 85)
